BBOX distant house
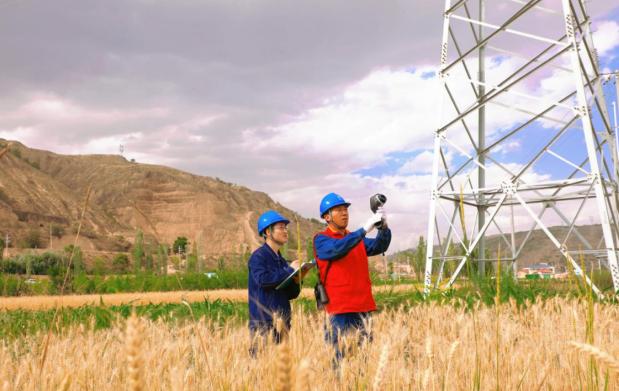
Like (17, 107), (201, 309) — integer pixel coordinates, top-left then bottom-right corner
(517, 263), (556, 279)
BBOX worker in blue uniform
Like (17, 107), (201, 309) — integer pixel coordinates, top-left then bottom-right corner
(248, 210), (303, 355)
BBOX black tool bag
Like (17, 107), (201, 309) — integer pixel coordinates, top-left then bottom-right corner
(314, 260), (332, 309)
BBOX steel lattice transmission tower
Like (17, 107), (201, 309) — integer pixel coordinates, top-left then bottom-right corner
(424, 0), (619, 295)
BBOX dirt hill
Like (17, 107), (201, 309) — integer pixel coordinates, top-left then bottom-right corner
(0, 140), (323, 260)
(391, 224), (606, 270)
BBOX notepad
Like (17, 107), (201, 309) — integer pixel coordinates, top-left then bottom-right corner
(275, 259), (316, 290)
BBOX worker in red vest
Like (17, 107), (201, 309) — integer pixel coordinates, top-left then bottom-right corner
(313, 192), (391, 362)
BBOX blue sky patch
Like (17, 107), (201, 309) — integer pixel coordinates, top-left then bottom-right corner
(356, 150), (426, 177)
(421, 70), (436, 79)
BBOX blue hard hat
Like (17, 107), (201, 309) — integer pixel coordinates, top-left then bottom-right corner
(257, 210), (290, 235)
(319, 193), (351, 217)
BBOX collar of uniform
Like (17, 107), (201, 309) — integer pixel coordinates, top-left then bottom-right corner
(326, 226), (349, 237)
(262, 242), (282, 258)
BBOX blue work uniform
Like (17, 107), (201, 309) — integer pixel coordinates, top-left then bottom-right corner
(248, 243), (301, 337)
(314, 227), (391, 262)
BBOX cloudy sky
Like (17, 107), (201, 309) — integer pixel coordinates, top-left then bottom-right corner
(0, 0), (618, 252)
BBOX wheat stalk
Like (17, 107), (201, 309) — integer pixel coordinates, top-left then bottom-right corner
(295, 359), (311, 391)
(275, 342), (292, 391)
(444, 340), (460, 389)
(568, 341), (619, 374)
(38, 183), (93, 387)
(495, 243), (501, 391)
(126, 313), (144, 391)
(373, 342), (390, 391)
(180, 299), (213, 376)
(59, 373), (72, 391)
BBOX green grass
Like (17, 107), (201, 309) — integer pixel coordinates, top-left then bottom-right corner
(0, 270), (418, 297)
(3, 277), (617, 340)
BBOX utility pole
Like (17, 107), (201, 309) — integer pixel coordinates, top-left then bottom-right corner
(3, 233), (10, 259)
(614, 71), (619, 160)
(424, 0), (619, 294)
(477, 0), (486, 277)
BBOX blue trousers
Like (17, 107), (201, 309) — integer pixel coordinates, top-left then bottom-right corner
(325, 312), (373, 363)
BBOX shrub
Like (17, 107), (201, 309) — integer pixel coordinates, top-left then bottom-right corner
(0, 258), (26, 274)
(30, 252), (64, 274)
(172, 237), (189, 254)
(112, 254), (131, 273)
(92, 257), (109, 275)
(20, 229), (41, 249)
(51, 224), (65, 238)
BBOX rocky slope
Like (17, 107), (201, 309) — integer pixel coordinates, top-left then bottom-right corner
(0, 140), (323, 259)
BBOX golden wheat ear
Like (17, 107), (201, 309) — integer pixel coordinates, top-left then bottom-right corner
(568, 341), (619, 374)
(59, 373), (72, 391)
(295, 359), (311, 391)
(126, 312), (144, 391)
(275, 342), (292, 391)
(372, 342), (390, 391)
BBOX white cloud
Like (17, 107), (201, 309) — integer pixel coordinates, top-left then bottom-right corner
(398, 151), (435, 175)
(13, 95), (169, 123)
(494, 140), (522, 154)
(592, 20), (619, 57)
(244, 68), (443, 169)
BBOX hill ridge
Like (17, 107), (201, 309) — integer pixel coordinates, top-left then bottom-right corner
(0, 139), (322, 259)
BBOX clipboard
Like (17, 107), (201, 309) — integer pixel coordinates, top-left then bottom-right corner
(275, 259), (316, 290)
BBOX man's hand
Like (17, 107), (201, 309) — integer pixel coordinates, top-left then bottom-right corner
(290, 260), (300, 270)
(363, 213), (383, 234)
(377, 207), (388, 229)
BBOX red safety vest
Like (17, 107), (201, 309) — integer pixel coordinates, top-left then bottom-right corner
(315, 227), (376, 314)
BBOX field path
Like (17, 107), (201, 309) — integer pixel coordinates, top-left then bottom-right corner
(243, 211), (261, 249)
(0, 284), (420, 311)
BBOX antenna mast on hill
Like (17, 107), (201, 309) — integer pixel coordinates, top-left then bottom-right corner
(424, 0), (619, 295)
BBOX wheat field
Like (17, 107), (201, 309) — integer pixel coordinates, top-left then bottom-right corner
(2, 297), (619, 390)
(0, 284), (419, 310)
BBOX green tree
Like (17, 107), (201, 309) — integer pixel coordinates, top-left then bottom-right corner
(414, 236), (426, 282)
(157, 245), (168, 276)
(112, 254), (130, 273)
(21, 229), (41, 249)
(145, 252), (154, 273)
(64, 244), (83, 275)
(194, 238), (204, 272)
(51, 224), (65, 238)
(132, 230), (144, 273)
(189, 240), (199, 272)
(25, 255), (32, 277)
(186, 254), (197, 272)
(93, 257), (108, 275)
(173, 236), (189, 255)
